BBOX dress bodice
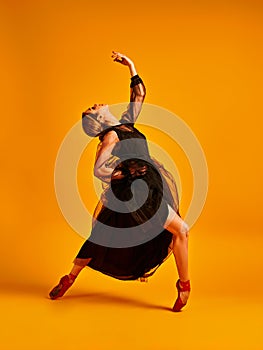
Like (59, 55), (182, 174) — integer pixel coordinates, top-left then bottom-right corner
(100, 123), (151, 162)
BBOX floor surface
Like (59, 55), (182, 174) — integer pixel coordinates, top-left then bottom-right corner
(1, 255), (262, 350)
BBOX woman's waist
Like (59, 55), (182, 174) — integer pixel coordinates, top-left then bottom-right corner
(111, 158), (158, 180)
(114, 152), (151, 160)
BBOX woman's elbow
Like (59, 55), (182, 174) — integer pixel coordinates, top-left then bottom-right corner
(93, 168), (101, 179)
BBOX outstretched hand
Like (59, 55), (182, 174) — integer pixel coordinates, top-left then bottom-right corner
(111, 51), (134, 67)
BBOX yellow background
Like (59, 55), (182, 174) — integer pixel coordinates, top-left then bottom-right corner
(1, 0), (263, 349)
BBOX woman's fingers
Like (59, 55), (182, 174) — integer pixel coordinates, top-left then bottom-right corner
(111, 51), (126, 60)
(111, 51), (123, 62)
(112, 170), (125, 179)
(112, 50), (123, 56)
(111, 50), (133, 66)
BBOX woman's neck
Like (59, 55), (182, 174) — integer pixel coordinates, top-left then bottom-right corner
(105, 113), (121, 126)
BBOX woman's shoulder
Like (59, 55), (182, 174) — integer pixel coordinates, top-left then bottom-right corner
(98, 122), (137, 141)
(99, 127), (119, 142)
(115, 122), (136, 132)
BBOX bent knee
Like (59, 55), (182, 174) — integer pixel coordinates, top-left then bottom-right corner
(164, 205), (189, 238)
(180, 221), (190, 237)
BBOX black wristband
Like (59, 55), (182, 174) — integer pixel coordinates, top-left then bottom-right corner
(131, 74), (140, 80)
(130, 74), (143, 88)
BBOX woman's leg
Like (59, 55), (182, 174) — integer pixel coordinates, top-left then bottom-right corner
(164, 205), (190, 304)
(70, 258), (92, 277)
(49, 258), (92, 299)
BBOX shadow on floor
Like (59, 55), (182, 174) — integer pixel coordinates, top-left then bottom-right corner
(62, 291), (172, 311)
(0, 281), (173, 312)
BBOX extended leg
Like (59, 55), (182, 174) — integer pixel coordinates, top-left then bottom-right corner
(164, 205), (190, 281)
(49, 258), (92, 300)
(70, 258), (92, 277)
(164, 205), (190, 311)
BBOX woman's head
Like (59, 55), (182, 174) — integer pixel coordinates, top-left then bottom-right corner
(82, 104), (117, 137)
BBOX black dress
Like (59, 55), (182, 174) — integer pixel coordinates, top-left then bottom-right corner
(74, 75), (180, 281)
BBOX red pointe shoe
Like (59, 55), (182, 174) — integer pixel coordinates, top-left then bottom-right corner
(172, 279), (191, 312)
(49, 274), (76, 300)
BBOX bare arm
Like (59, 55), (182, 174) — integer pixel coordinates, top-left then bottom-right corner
(93, 130), (119, 182)
(111, 51), (146, 123)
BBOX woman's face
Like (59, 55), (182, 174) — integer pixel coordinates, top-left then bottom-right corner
(84, 104), (109, 122)
(84, 104), (119, 126)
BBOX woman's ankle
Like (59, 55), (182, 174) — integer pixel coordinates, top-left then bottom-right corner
(179, 278), (190, 285)
(68, 273), (77, 282)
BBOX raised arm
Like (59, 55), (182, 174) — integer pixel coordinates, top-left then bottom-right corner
(111, 51), (146, 124)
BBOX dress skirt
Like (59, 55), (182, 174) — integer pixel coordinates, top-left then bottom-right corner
(73, 156), (179, 281)
(73, 123), (180, 281)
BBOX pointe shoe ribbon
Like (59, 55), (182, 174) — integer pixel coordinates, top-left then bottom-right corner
(49, 274), (76, 300)
(172, 279), (191, 312)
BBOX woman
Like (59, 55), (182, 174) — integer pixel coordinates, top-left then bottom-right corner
(49, 51), (190, 312)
